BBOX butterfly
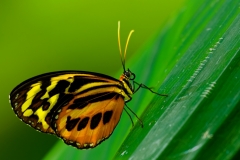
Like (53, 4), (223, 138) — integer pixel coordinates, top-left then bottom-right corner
(9, 21), (167, 149)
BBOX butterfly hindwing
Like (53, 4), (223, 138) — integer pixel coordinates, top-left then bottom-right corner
(9, 71), (121, 135)
(52, 91), (125, 149)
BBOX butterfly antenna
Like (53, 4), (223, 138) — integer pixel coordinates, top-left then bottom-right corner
(124, 29), (134, 66)
(125, 103), (143, 128)
(118, 21), (125, 72)
(118, 21), (135, 72)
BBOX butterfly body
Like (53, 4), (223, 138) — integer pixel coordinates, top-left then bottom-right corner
(10, 70), (134, 148)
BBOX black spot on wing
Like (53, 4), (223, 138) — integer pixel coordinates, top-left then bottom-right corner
(68, 92), (117, 110)
(103, 111), (113, 125)
(50, 94), (75, 130)
(42, 101), (50, 110)
(68, 76), (108, 92)
(77, 117), (89, 131)
(66, 116), (80, 131)
(29, 98), (48, 112)
(49, 80), (70, 97)
(40, 80), (51, 90)
(90, 113), (102, 129)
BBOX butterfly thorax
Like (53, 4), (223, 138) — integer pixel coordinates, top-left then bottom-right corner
(119, 73), (134, 101)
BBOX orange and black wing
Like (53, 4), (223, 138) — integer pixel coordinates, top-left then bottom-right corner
(51, 92), (125, 149)
(9, 71), (121, 135)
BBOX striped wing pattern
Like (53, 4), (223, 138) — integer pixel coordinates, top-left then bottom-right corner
(9, 71), (128, 149)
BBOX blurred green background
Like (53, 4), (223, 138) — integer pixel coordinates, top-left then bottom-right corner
(0, 1), (185, 159)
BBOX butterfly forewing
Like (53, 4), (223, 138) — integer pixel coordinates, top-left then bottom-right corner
(9, 71), (122, 136)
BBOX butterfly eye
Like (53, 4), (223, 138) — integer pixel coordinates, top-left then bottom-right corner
(125, 69), (135, 80)
(124, 71), (131, 78)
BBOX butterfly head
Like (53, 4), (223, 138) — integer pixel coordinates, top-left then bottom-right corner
(124, 68), (135, 80)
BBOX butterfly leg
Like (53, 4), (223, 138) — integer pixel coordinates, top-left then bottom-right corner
(133, 81), (168, 97)
(124, 97), (143, 128)
(124, 103), (143, 128)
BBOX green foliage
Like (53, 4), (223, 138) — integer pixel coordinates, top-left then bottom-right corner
(115, 0), (240, 159)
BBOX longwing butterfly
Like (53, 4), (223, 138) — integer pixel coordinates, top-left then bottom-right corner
(9, 21), (167, 149)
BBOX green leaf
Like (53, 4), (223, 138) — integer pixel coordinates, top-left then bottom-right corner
(44, 0), (239, 159)
(115, 0), (240, 159)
